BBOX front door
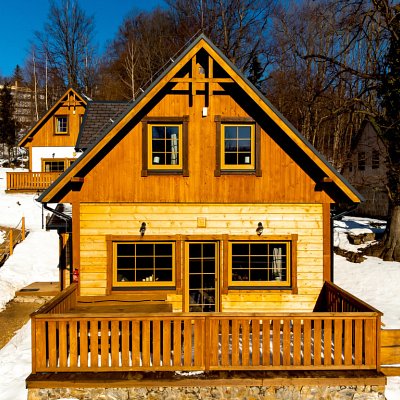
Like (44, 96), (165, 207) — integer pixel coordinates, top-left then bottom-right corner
(186, 242), (218, 312)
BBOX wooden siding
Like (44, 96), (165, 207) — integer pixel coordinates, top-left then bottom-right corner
(79, 203), (325, 313)
(63, 92), (332, 204)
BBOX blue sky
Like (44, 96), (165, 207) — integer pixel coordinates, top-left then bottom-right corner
(0, 0), (166, 78)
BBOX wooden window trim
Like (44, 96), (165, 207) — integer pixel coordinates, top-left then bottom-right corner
(214, 116), (261, 176)
(54, 115), (69, 135)
(223, 234), (298, 293)
(141, 116), (189, 176)
(41, 158), (76, 172)
(106, 235), (181, 293)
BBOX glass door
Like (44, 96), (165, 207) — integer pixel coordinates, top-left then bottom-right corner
(186, 242), (218, 312)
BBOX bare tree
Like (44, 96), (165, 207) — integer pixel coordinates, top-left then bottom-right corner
(35, 0), (97, 91)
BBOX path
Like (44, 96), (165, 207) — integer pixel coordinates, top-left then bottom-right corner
(0, 298), (46, 349)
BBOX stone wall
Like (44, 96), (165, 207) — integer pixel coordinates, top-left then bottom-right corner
(28, 384), (386, 400)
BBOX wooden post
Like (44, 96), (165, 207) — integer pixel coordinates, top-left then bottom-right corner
(9, 229), (13, 255)
(21, 217), (25, 241)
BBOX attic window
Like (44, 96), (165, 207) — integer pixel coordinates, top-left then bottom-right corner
(214, 116), (261, 176)
(141, 116), (189, 176)
(55, 116), (68, 134)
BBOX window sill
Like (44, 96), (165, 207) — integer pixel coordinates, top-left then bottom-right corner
(112, 286), (176, 291)
(142, 169), (188, 176)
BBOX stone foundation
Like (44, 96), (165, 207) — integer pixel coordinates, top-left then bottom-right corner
(28, 384), (386, 399)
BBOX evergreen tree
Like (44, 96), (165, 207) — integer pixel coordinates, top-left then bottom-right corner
(12, 65), (24, 86)
(0, 82), (17, 161)
(248, 55), (264, 91)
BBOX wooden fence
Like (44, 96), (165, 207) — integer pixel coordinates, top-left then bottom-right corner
(6, 172), (60, 191)
(0, 217), (26, 266)
(31, 284), (381, 374)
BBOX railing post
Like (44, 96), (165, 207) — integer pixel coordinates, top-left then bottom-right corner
(21, 217), (25, 241)
(9, 229), (13, 255)
(31, 315), (37, 373)
(204, 316), (210, 371)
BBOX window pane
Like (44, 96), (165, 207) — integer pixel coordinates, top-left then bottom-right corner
(238, 126), (251, 139)
(189, 244), (202, 258)
(152, 153), (165, 164)
(250, 243), (267, 255)
(203, 260), (215, 273)
(156, 270), (172, 281)
(152, 126), (165, 139)
(225, 140), (237, 151)
(155, 244), (173, 256)
(202, 243), (215, 258)
(117, 271), (134, 282)
(166, 126), (179, 138)
(136, 244), (153, 256)
(136, 256), (153, 268)
(238, 153), (251, 164)
(152, 140), (165, 152)
(117, 257), (134, 269)
(224, 126), (237, 139)
(155, 256), (172, 269)
(232, 243), (249, 256)
(117, 244), (135, 256)
(237, 140), (251, 151)
(225, 153), (237, 165)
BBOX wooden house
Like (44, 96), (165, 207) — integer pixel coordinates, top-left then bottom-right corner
(6, 88), (87, 191)
(27, 36), (387, 396)
(342, 120), (389, 218)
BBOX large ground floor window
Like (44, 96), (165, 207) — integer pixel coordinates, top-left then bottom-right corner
(113, 241), (175, 287)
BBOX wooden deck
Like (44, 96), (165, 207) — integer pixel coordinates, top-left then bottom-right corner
(30, 283), (383, 375)
(26, 369), (386, 389)
(6, 171), (60, 192)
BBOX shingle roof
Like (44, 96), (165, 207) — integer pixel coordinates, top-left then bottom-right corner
(75, 101), (129, 150)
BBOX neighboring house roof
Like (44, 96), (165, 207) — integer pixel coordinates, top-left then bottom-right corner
(18, 87), (88, 147)
(38, 34), (363, 204)
(46, 204), (72, 231)
(75, 101), (129, 150)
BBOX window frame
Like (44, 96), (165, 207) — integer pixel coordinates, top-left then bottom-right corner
(215, 116), (261, 176)
(41, 158), (76, 172)
(141, 116), (189, 176)
(107, 235), (180, 293)
(371, 149), (380, 170)
(223, 234), (298, 293)
(228, 240), (291, 288)
(112, 240), (176, 288)
(54, 115), (69, 135)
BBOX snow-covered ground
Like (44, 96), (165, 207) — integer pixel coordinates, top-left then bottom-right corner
(0, 167), (399, 399)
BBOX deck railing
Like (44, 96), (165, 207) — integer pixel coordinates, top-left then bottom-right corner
(6, 172), (60, 191)
(30, 283), (382, 374)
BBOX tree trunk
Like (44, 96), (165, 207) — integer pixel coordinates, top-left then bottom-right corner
(366, 205), (400, 261)
(381, 205), (400, 261)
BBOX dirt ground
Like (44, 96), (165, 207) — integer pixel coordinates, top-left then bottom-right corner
(0, 297), (47, 349)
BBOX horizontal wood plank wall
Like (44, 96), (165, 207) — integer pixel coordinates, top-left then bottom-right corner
(29, 100), (85, 148)
(65, 92), (332, 204)
(79, 203), (324, 313)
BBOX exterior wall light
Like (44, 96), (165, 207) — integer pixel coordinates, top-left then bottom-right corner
(256, 222), (264, 236)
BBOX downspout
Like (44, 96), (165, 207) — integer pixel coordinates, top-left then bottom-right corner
(330, 204), (359, 282)
(43, 203), (72, 289)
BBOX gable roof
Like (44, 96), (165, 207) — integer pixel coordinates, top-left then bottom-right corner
(19, 87), (88, 147)
(38, 34), (363, 204)
(75, 101), (129, 150)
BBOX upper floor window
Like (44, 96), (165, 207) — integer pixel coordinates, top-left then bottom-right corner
(141, 117), (189, 176)
(42, 158), (76, 172)
(221, 125), (254, 170)
(372, 149), (380, 169)
(55, 116), (68, 134)
(148, 124), (182, 169)
(214, 116), (261, 176)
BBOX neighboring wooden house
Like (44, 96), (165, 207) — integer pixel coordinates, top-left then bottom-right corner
(342, 120), (389, 218)
(6, 88), (88, 191)
(27, 36), (387, 396)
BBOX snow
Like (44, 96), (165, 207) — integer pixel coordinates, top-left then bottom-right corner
(0, 167), (399, 399)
